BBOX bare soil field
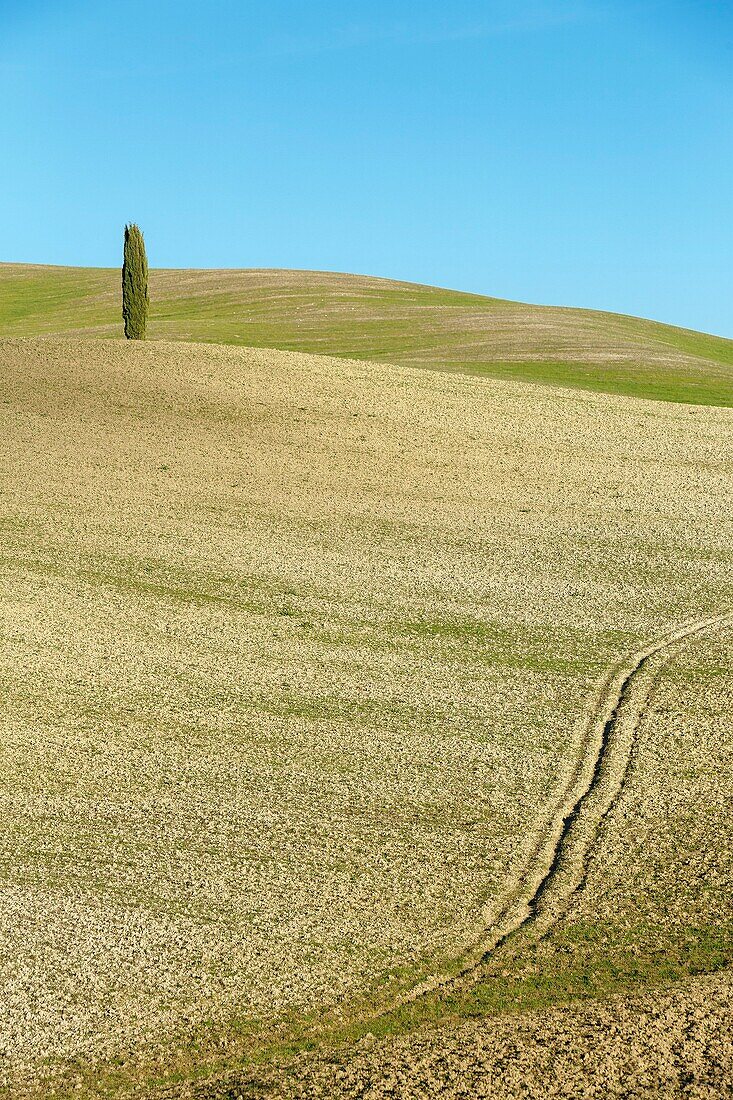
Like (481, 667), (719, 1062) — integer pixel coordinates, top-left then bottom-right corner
(0, 337), (731, 1097)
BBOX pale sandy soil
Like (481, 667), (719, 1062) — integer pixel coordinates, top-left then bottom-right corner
(0, 338), (731, 1096)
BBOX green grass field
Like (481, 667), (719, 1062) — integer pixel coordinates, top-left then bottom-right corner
(2, 262), (733, 406)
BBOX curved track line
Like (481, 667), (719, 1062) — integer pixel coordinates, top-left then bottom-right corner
(160, 614), (733, 1098)
(402, 611), (733, 1003)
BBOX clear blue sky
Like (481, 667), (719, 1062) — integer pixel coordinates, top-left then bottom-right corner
(1, 0), (731, 335)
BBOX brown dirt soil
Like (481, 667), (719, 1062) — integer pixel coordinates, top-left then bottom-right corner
(184, 971), (732, 1099)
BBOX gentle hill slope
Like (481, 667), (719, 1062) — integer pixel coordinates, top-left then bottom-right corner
(1, 338), (731, 1097)
(2, 263), (733, 406)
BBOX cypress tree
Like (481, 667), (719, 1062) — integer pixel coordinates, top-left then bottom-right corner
(122, 224), (149, 340)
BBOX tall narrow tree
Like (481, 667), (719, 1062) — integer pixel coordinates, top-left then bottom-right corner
(122, 224), (149, 340)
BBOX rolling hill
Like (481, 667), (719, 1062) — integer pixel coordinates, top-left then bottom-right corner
(1, 264), (732, 1097)
(0, 334), (731, 1098)
(2, 262), (733, 406)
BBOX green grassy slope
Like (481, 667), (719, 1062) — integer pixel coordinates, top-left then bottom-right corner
(2, 262), (733, 406)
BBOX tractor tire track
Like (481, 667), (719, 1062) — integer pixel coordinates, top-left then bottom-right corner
(515, 610), (733, 939)
(403, 611), (733, 1003)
